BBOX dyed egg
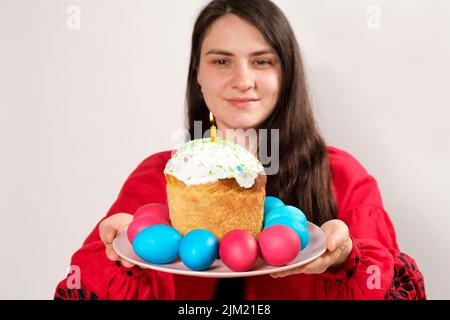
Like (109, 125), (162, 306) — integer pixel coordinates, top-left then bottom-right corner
(134, 203), (170, 221)
(179, 229), (218, 271)
(264, 216), (310, 250)
(264, 205), (307, 229)
(132, 225), (182, 264)
(219, 230), (259, 272)
(264, 196), (285, 215)
(258, 225), (300, 266)
(127, 214), (170, 243)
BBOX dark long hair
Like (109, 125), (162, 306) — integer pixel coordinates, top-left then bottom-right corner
(185, 0), (337, 225)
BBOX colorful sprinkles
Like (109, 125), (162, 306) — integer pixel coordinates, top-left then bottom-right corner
(164, 138), (264, 188)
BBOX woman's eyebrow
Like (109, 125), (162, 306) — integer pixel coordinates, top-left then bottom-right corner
(205, 48), (276, 56)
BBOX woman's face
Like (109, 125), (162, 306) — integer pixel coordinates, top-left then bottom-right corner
(197, 14), (282, 131)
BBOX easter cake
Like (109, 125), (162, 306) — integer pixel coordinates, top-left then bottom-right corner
(164, 138), (266, 241)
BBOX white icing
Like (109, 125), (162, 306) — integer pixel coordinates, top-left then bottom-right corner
(164, 138), (264, 188)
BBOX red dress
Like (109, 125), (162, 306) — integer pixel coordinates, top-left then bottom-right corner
(54, 146), (426, 300)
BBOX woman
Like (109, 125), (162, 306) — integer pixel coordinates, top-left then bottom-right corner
(54, 0), (426, 300)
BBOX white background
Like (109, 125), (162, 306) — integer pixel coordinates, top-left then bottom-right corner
(0, 0), (449, 299)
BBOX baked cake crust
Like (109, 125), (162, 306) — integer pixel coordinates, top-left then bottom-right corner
(166, 173), (266, 240)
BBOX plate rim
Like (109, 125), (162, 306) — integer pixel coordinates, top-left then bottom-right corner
(112, 221), (326, 278)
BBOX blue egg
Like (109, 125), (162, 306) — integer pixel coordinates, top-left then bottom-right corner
(179, 229), (218, 271)
(264, 205), (307, 229)
(264, 217), (310, 250)
(132, 225), (182, 264)
(264, 196), (284, 216)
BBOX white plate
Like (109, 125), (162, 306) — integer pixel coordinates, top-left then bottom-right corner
(113, 222), (326, 278)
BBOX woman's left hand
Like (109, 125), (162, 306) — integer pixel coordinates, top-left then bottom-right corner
(270, 219), (353, 278)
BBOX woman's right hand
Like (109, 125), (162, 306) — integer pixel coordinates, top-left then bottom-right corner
(99, 213), (135, 268)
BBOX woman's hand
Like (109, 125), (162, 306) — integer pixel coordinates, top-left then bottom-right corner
(270, 219), (352, 278)
(99, 213), (135, 268)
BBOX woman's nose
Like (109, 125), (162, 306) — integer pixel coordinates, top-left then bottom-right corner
(231, 63), (255, 91)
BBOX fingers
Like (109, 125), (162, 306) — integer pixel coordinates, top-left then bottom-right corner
(100, 213), (135, 268)
(300, 251), (339, 274)
(274, 253), (332, 277)
(100, 224), (114, 246)
(114, 213), (134, 232)
(321, 219), (349, 252)
(105, 243), (135, 268)
(271, 221), (352, 278)
(271, 243), (348, 278)
(105, 243), (120, 261)
(271, 266), (304, 278)
(99, 218), (114, 245)
(99, 213), (133, 246)
(120, 259), (135, 268)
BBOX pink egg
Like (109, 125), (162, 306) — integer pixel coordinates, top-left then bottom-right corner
(134, 203), (170, 222)
(127, 214), (170, 243)
(219, 230), (259, 272)
(258, 225), (300, 266)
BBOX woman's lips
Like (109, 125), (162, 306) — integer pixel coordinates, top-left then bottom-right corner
(225, 98), (260, 109)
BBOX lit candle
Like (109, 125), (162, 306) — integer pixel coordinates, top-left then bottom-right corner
(209, 112), (216, 142)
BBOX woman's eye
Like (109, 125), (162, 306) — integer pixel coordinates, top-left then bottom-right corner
(212, 59), (273, 66)
(214, 59), (228, 65)
(255, 60), (272, 66)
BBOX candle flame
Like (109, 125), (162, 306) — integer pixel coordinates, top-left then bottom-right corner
(209, 112), (216, 142)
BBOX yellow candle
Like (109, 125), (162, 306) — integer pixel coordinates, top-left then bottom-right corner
(209, 112), (216, 142)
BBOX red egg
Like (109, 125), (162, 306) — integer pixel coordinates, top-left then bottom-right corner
(134, 203), (170, 222)
(219, 230), (259, 272)
(258, 225), (300, 266)
(127, 214), (170, 243)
